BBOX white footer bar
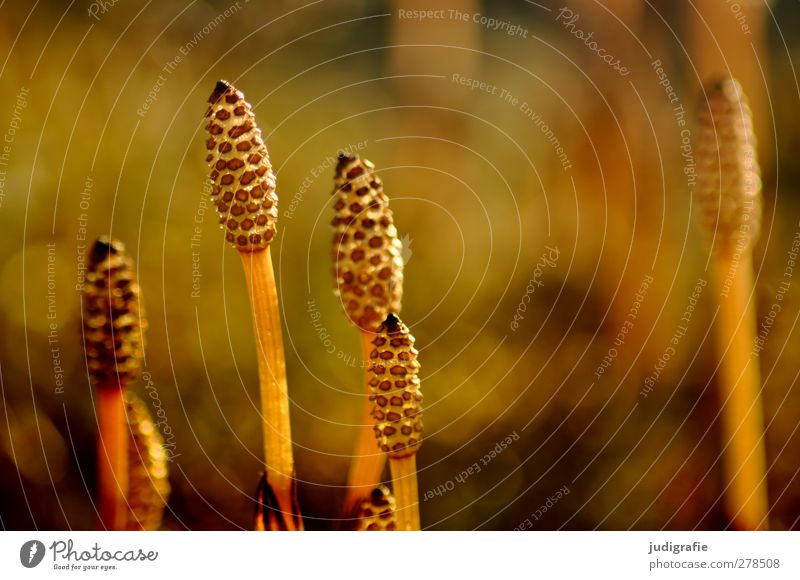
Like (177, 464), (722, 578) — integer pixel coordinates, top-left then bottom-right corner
(1, 531), (798, 578)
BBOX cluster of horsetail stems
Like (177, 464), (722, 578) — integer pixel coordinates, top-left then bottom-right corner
(206, 80), (302, 530)
(83, 237), (146, 530)
(330, 152), (404, 516)
(76, 76), (773, 533)
(368, 314), (423, 530)
(695, 77), (769, 530)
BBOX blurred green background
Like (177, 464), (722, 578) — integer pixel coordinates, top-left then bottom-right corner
(1, 0), (799, 530)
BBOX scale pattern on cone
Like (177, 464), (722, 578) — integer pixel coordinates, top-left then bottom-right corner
(368, 314), (422, 458)
(205, 80), (278, 251)
(695, 77), (762, 254)
(355, 485), (397, 531)
(83, 237), (146, 388)
(126, 392), (170, 531)
(331, 153), (403, 332)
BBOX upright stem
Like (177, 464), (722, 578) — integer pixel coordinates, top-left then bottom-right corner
(712, 251), (769, 530)
(343, 331), (387, 515)
(241, 247), (301, 530)
(97, 387), (128, 530)
(389, 456), (420, 530)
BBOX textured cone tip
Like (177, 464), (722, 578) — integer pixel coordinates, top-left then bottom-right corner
(205, 81), (278, 251)
(208, 80), (232, 104)
(695, 76), (761, 253)
(89, 237), (123, 269)
(383, 313), (400, 330)
(704, 76), (742, 101)
(83, 236), (146, 389)
(331, 153), (404, 332)
(355, 485), (397, 531)
(368, 314), (423, 458)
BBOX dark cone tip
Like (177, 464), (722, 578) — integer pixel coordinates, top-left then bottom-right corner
(702, 76), (742, 103)
(208, 80), (233, 104)
(383, 313), (401, 332)
(89, 236), (123, 269)
(370, 486), (390, 506)
(336, 150), (357, 170)
(705, 76), (728, 93)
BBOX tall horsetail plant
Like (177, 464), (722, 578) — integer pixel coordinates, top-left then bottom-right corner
(205, 80), (302, 530)
(695, 77), (769, 530)
(83, 237), (146, 530)
(368, 314), (423, 530)
(330, 153), (404, 518)
(125, 392), (171, 530)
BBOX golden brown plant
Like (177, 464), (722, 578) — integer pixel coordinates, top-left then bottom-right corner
(125, 392), (170, 531)
(331, 152), (404, 515)
(83, 236), (146, 530)
(696, 77), (768, 530)
(205, 80), (302, 530)
(368, 313), (422, 530)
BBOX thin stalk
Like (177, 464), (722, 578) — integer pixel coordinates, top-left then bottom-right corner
(712, 252), (769, 530)
(241, 248), (300, 530)
(97, 387), (128, 530)
(389, 455), (420, 531)
(343, 331), (387, 514)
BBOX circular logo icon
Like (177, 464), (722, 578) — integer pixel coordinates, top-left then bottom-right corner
(20, 540), (45, 568)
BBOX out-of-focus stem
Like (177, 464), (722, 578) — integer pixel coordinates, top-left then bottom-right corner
(712, 252), (769, 530)
(695, 77), (768, 530)
(97, 387), (128, 531)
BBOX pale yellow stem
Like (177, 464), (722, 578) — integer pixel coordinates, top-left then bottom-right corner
(712, 251), (769, 530)
(343, 331), (387, 516)
(389, 456), (420, 531)
(241, 248), (302, 530)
